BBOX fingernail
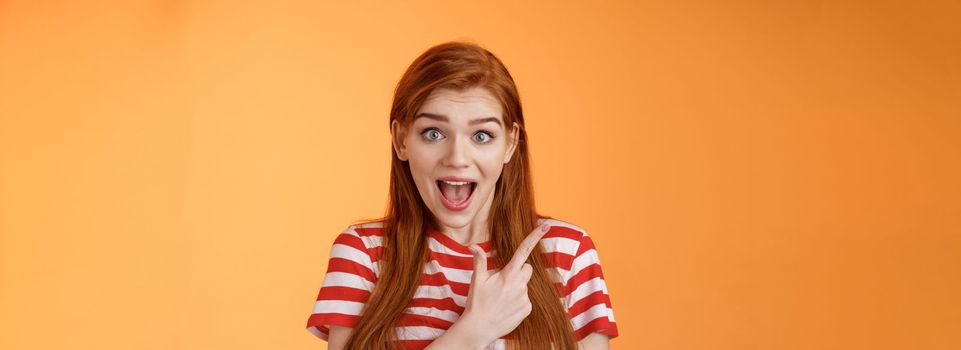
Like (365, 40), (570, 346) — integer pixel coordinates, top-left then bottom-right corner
(540, 224), (550, 232)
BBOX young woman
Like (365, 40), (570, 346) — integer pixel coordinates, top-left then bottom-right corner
(306, 41), (618, 350)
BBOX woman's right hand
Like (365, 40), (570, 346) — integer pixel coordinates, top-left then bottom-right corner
(456, 223), (550, 347)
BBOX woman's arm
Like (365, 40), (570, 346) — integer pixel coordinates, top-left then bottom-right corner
(330, 321), (610, 349)
(327, 320), (484, 350)
(327, 325), (352, 350)
(423, 317), (486, 350)
(577, 332), (610, 350)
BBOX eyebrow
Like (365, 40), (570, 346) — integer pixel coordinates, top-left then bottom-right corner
(414, 113), (503, 128)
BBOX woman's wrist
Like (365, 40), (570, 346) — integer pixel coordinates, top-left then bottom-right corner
(425, 314), (490, 350)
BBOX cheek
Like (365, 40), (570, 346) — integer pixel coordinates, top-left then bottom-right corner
(477, 152), (500, 165)
(405, 145), (439, 176)
(477, 150), (507, 178)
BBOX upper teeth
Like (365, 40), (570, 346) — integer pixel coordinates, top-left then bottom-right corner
(443, 181), (470, 186)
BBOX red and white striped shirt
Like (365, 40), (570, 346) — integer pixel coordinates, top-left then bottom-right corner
(305, 218), (618, 349)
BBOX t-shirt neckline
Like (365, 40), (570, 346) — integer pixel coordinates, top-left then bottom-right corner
(426, 226), (493, 255)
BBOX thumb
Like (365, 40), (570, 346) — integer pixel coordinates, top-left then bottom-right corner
(468, 244), (488, 282)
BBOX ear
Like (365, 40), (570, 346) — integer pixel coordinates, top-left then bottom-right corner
(504, 122), (520, 164)
(391, 120), (409, 161)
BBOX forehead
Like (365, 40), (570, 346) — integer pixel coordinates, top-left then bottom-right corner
(415, 87), (503, 123)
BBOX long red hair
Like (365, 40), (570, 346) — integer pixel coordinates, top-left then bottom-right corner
(346, 41), (577, 350)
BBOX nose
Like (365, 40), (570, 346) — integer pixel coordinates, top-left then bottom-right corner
(441, 135), (470, 169)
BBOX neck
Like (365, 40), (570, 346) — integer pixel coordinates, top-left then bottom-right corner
(441, 223), (489, 246)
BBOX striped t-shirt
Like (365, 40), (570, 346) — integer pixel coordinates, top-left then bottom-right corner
(305, 218), (618, 349)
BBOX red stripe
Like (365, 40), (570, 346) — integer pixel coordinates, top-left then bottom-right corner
(316, 286), (371, 303)
(407, 297), (465, 313)
(573, 316), (618, 341)
(560, 263), (604, 296)
(420, 272), (471, 296)
(396, 313), (454, 329)
(369, 246), (383, 262)
(398, 339), (433, 350)
(553, 281), (566, 296)
(428, 227), (493, 254)
(353, 226), (385, 237)
(428, 251), (573, 272)
(575, 234), (596, 256)
(428, 251), (500, 270)
(550, 251), (575, 271)
(326, 257), (377, 282)
(334, 233), (370, 255)
(306, 312), (360, 328)
(567, 290), (612, 318)
(545, 225), (584, 242)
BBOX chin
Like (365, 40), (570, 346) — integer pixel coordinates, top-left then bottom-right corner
(430, 197), (475, 222)
(433, 215), (472, 229)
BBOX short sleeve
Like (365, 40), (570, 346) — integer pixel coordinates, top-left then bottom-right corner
(563, 232), (619, 341)
(305, 227), (378, 341)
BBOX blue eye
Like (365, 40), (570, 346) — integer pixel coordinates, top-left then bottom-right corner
(421, 128), (444, 141)
(474, 131), (494, 143)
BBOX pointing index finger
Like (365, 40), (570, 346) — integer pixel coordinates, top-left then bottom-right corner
(468, 244), (488, 283)
(504, 224), (550, 274)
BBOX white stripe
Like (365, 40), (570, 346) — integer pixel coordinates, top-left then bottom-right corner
(424, 259), (474, 284)
(427, 237), (502, 260)
(542, 218), (591, 283)
(540, 236), (580, 254)
(306, 326), (326, 340)
(414, 284), (467, 306)
(428, 236), (474, 257)
(567, 276), (607, 309)
(331, 231), (380, 277)
(571, 303), (612, 330)
(390, 326), (509, 350)
(321, 271), (375, 290)
(423, 236), (577, 283)
(422, 259), (561, 285)
(362, 235), (383, 248)
(346, 223), (384, 269)
(312, 299), (365, 315)
(567, 248), (600, 281)
(405, 306), (462, 323)
(394, 325), (445, 340)
(426, 237), (567, 259)
(331, 243), (373, 265)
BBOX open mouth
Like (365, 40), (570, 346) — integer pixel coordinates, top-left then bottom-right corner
(436, 180), (477, 209)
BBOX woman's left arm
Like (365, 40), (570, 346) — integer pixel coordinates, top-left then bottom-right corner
(577, 333), (610, 350)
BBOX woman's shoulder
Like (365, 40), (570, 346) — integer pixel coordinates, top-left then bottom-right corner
(539, 217), (590, 236)
(337, 219), (388, 250)
(537, 217), (593, 256)
(343, 219), (387, 233)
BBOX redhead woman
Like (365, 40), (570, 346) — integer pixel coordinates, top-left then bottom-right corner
(306, 42), (618, 350)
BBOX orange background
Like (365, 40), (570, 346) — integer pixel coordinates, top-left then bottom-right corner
(1, 1), (959, 349)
